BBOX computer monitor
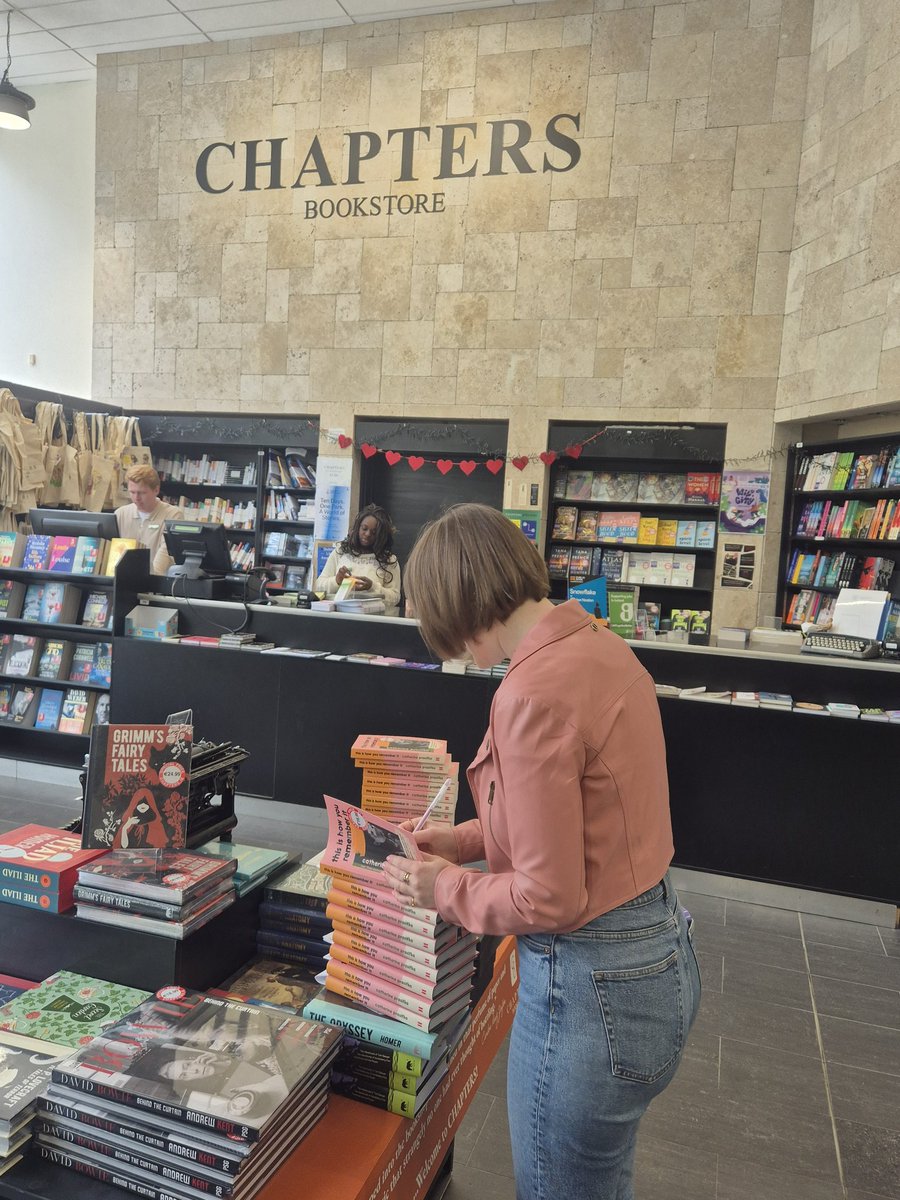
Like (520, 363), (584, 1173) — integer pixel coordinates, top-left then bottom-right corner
(29, 508), (120, 540)
(164, 520), (233, 580)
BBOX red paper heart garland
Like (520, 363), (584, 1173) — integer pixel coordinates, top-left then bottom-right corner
(385, 450), (402, 467)
(436, 459), (454, 475)
(485, 459), (504, 475)
(337, 434), (352, 449)
(539, 450), (557, 466)
(407, 456), (425, 471)
(360, 442), (377, 459)
(459, 461), (477, 476)
(512, 456), (530, 470)
(565, 444), (583, 459)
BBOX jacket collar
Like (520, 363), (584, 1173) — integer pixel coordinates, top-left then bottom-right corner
(505, 600), (591, 678)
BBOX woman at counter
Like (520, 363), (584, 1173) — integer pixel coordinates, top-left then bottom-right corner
(383, 503), (700, 1200)
(315, 504), (401, 610)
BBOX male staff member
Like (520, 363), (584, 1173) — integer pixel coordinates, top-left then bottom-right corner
(114, 465), (183, 574)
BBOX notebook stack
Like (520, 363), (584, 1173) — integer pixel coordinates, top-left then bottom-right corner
(0, 970), (151, 1172)
(0, 825), (105, 914)
(306, 797), (479, 1117)
(34, 989), (343, 1200)
(256, 853), (333, 970)
(195, 840), (290, 898)
(73, 848), (237, 939)
(350, 734), (459, 826)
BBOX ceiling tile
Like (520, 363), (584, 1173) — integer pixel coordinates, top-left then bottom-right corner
(24, 0), (174, 31)
(187, 0), (345, 32)
(54, 13), (199, 48)
(5, 46), (93, 73)
(10, 30), (69, 55)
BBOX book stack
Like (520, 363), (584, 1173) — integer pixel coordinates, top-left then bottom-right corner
(256, 853), (333, 969)
(73, 849), (237, 939)
(0, 825), (106, 913)
(305, 796), (479, 1116)
(35, 988), (342, 1200)
(196, 840), (289, 898)
(350, 734), (459, 827)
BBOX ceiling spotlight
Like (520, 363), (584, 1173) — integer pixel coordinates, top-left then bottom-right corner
(0, 9), (35, 131)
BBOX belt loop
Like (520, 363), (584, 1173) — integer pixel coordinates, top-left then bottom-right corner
(660, 872), (673, 909)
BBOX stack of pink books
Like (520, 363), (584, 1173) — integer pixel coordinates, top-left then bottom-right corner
(350, 734), (459, 826)
(318, 797), (478, 1037)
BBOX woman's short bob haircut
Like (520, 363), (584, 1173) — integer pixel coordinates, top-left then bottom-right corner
(405, 503), (549, 661)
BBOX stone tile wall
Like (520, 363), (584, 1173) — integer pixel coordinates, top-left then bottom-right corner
(92, 0), (835, 627)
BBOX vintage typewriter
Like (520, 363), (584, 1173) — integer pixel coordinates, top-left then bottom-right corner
(800, 632), (881, 660)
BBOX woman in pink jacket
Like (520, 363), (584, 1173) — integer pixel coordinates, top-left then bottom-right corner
(384, 503), (700, 1200)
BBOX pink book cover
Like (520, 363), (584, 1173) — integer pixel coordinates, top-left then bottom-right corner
(327, 936), (443, 985)
(322, 975), (437, 1033)
(351, 733), (448, 759)
(322, 795), (421, 885)
(328, 873), (439, 920)
(326, 888), (440, 934)
(324, 960), (438, 1017)
(328, 925), (443, 971)
(326, 902), (440, 956)
(327, 942), (473, 1000)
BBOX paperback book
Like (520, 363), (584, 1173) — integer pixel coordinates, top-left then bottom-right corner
(77, 849), (237, 905)
(81, 722), (193, 850)
(321, 796), (421, 886)
(0, 971), (150, 1048)
(57, 688), (96, 735)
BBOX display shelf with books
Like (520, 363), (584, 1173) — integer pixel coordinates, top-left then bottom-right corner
(140, 413), (320, 578)
(544, 423), (725, 624)
(778, 435), (900, 629)
(0, 548), (148, 770)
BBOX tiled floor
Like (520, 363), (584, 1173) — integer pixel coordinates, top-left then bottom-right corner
(2, 777), (898, 1200)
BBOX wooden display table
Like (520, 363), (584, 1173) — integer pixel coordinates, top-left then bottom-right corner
(0, 937), (519, 1200)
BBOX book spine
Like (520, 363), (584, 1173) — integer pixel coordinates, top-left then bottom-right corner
(328, 943), (443, 995)
(329, 926), (440, 970)
(328, 938), (441, 985)
(334, 1042), (424, 1078)
(325, 959), (441, 1010)
(36, 1143), (192, 1200)
(36, 1123), (232, 1197)
(326, 893), (438, 937)
(323, 973), (434, 1029)
(256, 929), (328, 955)
(261, 889), (329, 912)
(327, 876), (439, 924)
(0, 863), (70, 896)
(258, 903), (332, 935)
(0, 882), (67, 912)
(302, 999), (438, 1060)
(326, 905), (438, 954)
(51, 1069), (255, 1143)
(40, 1099), (244, 1174)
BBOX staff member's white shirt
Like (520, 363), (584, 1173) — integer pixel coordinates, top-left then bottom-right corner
(114, 498), (184, 574)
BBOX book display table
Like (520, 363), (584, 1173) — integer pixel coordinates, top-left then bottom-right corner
(0, 938), (519, 1200)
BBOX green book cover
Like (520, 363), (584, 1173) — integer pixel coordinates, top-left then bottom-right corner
(606, 586), (638, 639)
(0, 971), (150, 1049)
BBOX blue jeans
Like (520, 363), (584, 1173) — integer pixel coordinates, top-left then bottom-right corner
(507, 875), (701, 1200)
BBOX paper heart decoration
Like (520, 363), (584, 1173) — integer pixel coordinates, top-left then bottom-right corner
(459, 460), (477, 476)
(512, 456), (529, 471)
(360, 443), (377, 459)
(385, 451), (403, 467)
(485, 459), (504, 475)
(337, 434), (352, 449)
(539, 450), (557, 466)
(565, 444), (583, 459)
(436, 459), (454, 475)
(407, 456), (425, 471)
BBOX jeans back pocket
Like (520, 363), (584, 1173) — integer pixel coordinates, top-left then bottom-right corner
(592, 949), (685, 1084)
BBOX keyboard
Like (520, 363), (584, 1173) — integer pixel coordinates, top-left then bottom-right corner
(801, 633), (880, 660)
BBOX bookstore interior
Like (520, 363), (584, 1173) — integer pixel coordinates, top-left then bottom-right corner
(0, 382), (898, 1200)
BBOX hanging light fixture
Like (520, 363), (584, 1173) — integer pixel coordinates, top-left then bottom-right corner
(0, 8), (35, 131)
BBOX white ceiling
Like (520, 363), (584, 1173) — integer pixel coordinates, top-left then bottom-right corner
(1, 0), (532, 87)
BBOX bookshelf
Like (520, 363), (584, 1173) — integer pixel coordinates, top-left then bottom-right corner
(544, 423), (726, 631)
(139, 414), (319, 584)
(778, 435), (900, 632)
(0, 548), (148, 769)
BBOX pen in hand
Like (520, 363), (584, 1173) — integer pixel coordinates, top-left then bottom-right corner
(413, 778), (452, 833)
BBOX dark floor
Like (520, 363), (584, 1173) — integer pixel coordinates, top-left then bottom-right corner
(1, 776), (898, 1199)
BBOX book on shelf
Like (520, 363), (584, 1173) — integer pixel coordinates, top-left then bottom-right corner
(550, 506), (577, 540)
(22, 534), (52, 571)
(670, 552), (696, 587)
(88, 642), (112, 688)
(7, 684), (39, 727)
(695, 520), (716, 549)
(77, 848), (237, 905)
(46, 537), (78, 573)
(0, 684), (11, 721)
(599, 548), (627, 582)
(636, 516), (659, 545)
(568, 548), (593, 583)
(0, 532), (25, 569)
(0, 580), (25, 620)
(57, 688), (96, 735)
(258, 901), (332, 938)
(564, 470), (593, 501)
(637, 473), (685, 504)
(683, 472), (720, 505)
(102, 538), (137, 576)
(551, 470), (568, 499)
(675, 519), (697, 547)
(34, 688), (65, 732)
(67, 642), (95, 683)
(72, 537), (101, 575)
(595, 511), (640, 543)
(624, 552), (669, 586)
(1, 632), (41, 677)
(50, 988), (341, 1143)
(20, 582), (80, 626)
(574, 510), (598, 542)
(74, 886), (234, 939)
(547, 545), (572, 579)
(80, 591), (112, 630)
(0, 826), (105, 910)
(285, 449), (316, 488)
(36, 638), (73, 681)
(657, 518), (678, 545)
(265, 853), (332, 912)
(591, 471), (639, 502)
(81, 722), (193, 850)
(74, 875), (234, 925)
(607, 584), (638, 639)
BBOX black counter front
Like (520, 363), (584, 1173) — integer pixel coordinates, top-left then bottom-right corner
(110, 590), (900, 904)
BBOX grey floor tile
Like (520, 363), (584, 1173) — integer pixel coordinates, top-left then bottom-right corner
(633, 1132), (717, 1200)
(819, 1014), (900, 1076)
(812, 973), (900, 1028)
(828, 1061), (900, 1131)
(837, 1118), (900, 1197)
(453, 1090), (496, 1168)
(725, 898), (802, 938)
(717, 1036), (829, 1115)
(691, 986), (820, 1058)
(464, 1094), (514, 1178)
(716, 1154), (845, 1199)
(806, 942), (900, 991)
(444, 1161), (515, 1200)
(879, 928), (900, 959)
(802, 912), (891, 955)
(723, 956), (812, 1010)
(698, 923), (808, 972)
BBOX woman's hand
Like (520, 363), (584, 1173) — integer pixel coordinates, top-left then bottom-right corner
(396, 821), (461, 864)
(335, 566), (351, 585)
(353, 576), (373, 591)
(383, 853), (452, 910)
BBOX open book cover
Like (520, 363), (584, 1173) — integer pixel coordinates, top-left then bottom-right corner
(321, 796), (421, 884)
